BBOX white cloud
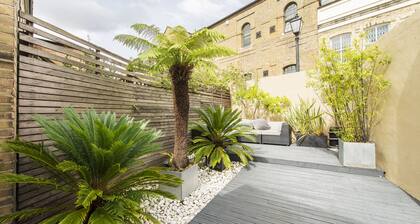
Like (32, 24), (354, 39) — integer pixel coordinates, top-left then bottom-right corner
(34, 0), (253, 58)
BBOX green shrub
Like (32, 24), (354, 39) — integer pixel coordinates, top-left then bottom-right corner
(309, 38), (390, 142)
(0, 108), (181, 224)
(189, 106), (254, 170)
(235, 85), (290, 120)
(285, 99), (326, 139)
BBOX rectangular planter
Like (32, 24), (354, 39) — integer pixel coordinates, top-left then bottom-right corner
(159, 164), (199, 200)
(296, 134), (328, 148)
(338, 139), (376, 169)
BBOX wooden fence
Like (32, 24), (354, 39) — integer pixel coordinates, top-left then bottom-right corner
(16, 12), (230, 222)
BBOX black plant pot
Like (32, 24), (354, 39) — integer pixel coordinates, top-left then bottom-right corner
(296, 134), (328, 148)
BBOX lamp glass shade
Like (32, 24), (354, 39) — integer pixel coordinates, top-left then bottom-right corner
(290, 18), (302, 34)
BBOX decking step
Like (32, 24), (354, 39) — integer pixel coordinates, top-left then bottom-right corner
(247, 143), (384, 177)
(253, 155), (384, 177)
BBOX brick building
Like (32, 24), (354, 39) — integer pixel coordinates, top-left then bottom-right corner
(209, 0), (420, 79)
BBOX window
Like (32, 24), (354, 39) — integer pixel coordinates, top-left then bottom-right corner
(263, 70), (269, 77)
(244, 73), (253, 80)
(366, 23), (389, 44)
(270, 26), (276, 33)
(330, 33), (352, 60)
(242, 23), (251, 48)
(283, 64), (297, 74)
(256, 31), (262, 39)
(284, 2), (298, 21)
(284, 2), (298, 33)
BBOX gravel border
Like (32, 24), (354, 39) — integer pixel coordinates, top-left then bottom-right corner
(144, 162), (243, 224)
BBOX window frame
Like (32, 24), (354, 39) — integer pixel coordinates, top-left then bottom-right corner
(256, 31), (262, 39)
(284, 2), (298, 33)
(263, 70), (269, 77)
(270, 25), (276, 34)
(283, 64), (297, 74)
(366, 23), (389, 45)
(241, 23), (252, 48)
(329, 32), (352, 61)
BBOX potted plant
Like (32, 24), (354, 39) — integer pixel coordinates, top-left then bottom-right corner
(189, 105), (255, 171)
(116, 24), (235, 199)
(309, 38), (391, 168)
(0, 108), (181, 223)
(285, 99), (328, 148)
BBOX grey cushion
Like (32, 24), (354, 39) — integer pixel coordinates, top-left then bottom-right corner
(253, 119), (271, 130)
(239, 119), (254, 128)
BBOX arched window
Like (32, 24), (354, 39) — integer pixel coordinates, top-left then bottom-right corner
(284, 2), (298, 21)
(283, 64), (297, 74)
(242, 23), (251, 48)
(284, 2), (298, 33)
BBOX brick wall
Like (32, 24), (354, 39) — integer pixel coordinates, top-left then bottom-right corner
(210, 0), (319, 78)
(0, 0), (17, 216)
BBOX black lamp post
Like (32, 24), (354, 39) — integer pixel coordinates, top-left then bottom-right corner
(290, 16), (302, 72)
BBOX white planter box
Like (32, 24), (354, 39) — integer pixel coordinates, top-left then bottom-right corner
(159, 164), (199, 200)
(338, 139), (376, 169)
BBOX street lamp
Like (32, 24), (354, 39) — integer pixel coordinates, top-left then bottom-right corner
(290, 16), (302, 72)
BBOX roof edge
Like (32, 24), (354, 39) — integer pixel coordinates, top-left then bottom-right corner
(207, 0), (261, 29)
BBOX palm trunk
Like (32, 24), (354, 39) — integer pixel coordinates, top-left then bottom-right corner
(170, 65), (192, 169)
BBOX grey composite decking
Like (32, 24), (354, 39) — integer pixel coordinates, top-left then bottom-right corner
(250, 144), (384, 177)
(190, 162), (420, 224)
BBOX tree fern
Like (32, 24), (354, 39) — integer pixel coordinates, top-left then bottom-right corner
(0, 108), (181, 223)
(115, 24), (235, 170)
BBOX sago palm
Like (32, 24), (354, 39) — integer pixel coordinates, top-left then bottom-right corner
(115, 24), (235, 169)
(0, 108), (181, 224)
(189, 106), (254, 170)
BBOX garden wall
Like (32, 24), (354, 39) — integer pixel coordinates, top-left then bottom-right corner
(1, 10), (230, 222)
(373, 10), (420, 201)
(0, 0), (19, 217)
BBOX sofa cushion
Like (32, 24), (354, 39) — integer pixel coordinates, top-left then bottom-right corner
(268, 122), (284, 131)
(253, 119), (271, 130)
(254, 129), (282, 136)
(239, 119), (254, 128)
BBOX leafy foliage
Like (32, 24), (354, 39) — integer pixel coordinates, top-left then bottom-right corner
(116, 24), (235, 169)
(309, 38), (390, 142)
(235, 85), (291, 120)
(0, 108), (181, 224)
(115, 24), (235, 82)
(189, 106), (254, 170)
(285, 99), (326, 140)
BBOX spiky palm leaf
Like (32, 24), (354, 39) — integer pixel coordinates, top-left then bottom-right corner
(190, 106), (255, 170)
(115, 24), (235, 170)
(0, 108), (181, 224)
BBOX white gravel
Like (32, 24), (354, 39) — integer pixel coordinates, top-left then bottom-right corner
(143, 162), (243, 224)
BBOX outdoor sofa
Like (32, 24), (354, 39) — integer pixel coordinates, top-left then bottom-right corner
(238, 120), (291, 146)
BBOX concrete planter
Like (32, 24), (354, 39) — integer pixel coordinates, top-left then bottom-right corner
(338, 139), (376, 169)
(160, 164), (199, 200)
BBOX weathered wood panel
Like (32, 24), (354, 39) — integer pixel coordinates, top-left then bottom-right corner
(16, 13), (230, 223)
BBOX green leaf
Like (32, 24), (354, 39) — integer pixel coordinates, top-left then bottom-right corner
(76, 183), (103, 208)
(59, 209), (89, 224)
(0, 207), (53, 224)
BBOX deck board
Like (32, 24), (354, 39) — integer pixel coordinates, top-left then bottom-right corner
(190, 162), (420, 224)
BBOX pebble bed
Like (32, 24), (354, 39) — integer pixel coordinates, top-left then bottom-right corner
(143, 162), (243, 224)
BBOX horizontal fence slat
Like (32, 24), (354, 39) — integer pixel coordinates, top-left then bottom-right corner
(16, 13), (231, 223)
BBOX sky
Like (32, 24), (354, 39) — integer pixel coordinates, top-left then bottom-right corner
(34, 0), (254, 59)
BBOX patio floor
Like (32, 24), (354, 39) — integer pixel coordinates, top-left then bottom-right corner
(190, 146), (420, 224)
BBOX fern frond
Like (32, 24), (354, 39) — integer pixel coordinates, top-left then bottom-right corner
(0, 207), (53, 224)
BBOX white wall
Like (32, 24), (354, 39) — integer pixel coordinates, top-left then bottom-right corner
(248, 71), (319, 104)
(318, 0), (391, 25)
